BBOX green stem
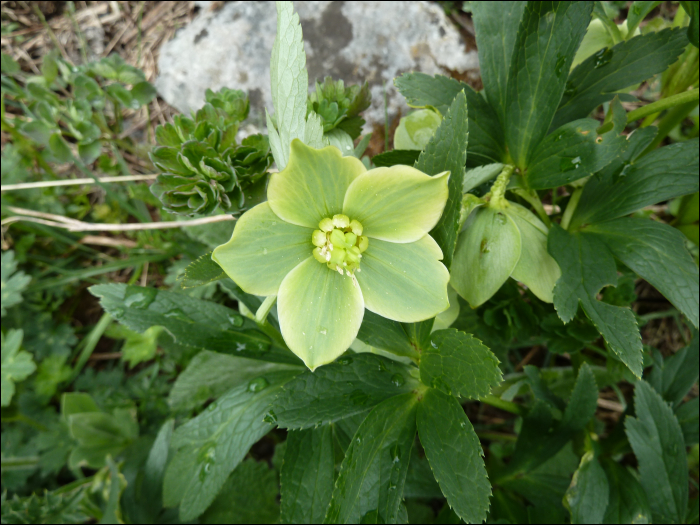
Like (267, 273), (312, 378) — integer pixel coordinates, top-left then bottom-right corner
(71, 313), (112, 381)
(255, 295), (277, 323)
(512, 189), (551, 227)
(642, 99), (700, 155)
(1, 456), (40, 471)
(627, 88), (699, 123)
(560, 188), (583, 230)
(480, 394), (527, 416)
(489, 165), (515, 208)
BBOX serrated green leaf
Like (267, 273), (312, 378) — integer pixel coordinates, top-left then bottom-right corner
(505, 1), (593, 168)
(419, 329), (501, 399)
(564, 452), (609, 524)
(324, 394), (417, 524)
(553, 28), (688, 128)
(675, 397), (699, 446)
(570, 139), (699, 229)
(417, 388), (491, 524)
(463, 163), (503, 193)
(587, 218), (699, 328)
(179, 252), (225, 288)
(680, 1), (699, 47)
(168, 350), (297, 412)
(89, 283), (299, 365)
(1, 330), (34, 407)
(272, 353), (418, 430)
(505, 364), (598, 475)
(601, 460), (652, 524)
(280, 426), (334, 524)
(471, 1), (526, 127)
(268, 1), (308, 169)
(526, 111), (626, 189)
(625, 380), (688, 524)
(200, 459), (280, 524)
(0, 487), (89, 524)
(394, 73), (505, 165)
(1, 251), (31, 317)
(164, 370), (298, 521)
(371, 150), (421, 168)
(415, 90), (468, 269)
(548, 225), (643, 377)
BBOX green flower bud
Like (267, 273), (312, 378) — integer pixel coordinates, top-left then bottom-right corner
(319, 218), (334, 232)
(332, 214), (350, 229)
(344, 232), (357, 247)
(312, 230), (326, 247)
(350, 220), (363, 236)
(358, 235), (369, 253)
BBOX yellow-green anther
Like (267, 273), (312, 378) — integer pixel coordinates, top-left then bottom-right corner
(312, 230), (326, 247)
(332, 214), (350, 229)
(330, 228), (347, 248)
(344, 232), (357, 247)
(358, 235), (369, 253)
(330, 247), (346, 265)
(319, 218), (334, 232)
(312, 247), (326, 263)
(350, 220), (363, 236)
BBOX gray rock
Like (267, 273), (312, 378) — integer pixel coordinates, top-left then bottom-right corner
(156, 1), (479, 131)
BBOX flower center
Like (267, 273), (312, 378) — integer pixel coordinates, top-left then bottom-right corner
(311, 214), (369, 277)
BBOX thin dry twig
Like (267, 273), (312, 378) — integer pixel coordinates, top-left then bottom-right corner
(1, 174), (159, 191)
(2, 206), (236, 232)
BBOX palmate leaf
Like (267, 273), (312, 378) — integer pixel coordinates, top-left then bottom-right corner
(90, 283), (300, 365)
(547, 225), (643, 377)
(625, 381), (688, 524)
(280, 426), (334, 524)
(553, 28), (689, 128)
(272, 353), (418, 430)
(417, 388), (491, 524)
(570, 138), (700, 229)
(1, 330), (35, 407)
(325, 393), (418, 524)
(471, 1), (526, 128)
(1, 250), (31, 317)
(415, 90), (468, 270)
(588, 218), (699, 328)
(504, 1), (593, 168)
(163, 370), (299, 521)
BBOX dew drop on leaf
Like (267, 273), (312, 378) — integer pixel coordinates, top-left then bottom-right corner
(247, 376), (269, 392)
(431, 376), (452, 395)
(123, 286), (157, 309)
(390, 442), (401, 463)
(554, 54), (566, 78)
(164, 307), (193, 323)
(112, 307), (125, 319)
(227, 313), (244, 327)
(593, 48), (613, 69)
(207, 402), (217, 411)
(263, 409), (277, 423)
(391, 373), (405, 387)
(337, 356), (353, 366)
(564, 80), (577, 97)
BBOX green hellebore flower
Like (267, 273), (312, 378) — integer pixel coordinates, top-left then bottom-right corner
(213, 139), (451, 370)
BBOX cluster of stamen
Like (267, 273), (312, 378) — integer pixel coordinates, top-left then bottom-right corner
(312, 214), (369, 283)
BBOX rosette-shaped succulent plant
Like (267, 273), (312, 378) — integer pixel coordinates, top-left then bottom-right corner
(213, 140), (451, 369)
(307, 77), (371, 139)
(149, 89), (272, 216)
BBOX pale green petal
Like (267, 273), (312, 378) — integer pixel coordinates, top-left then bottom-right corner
(451, 206), (522, 308)
(343, 167), (449, 243)
(212, 202), (312, 296)
(267, 139), (366, 228)
(356, 235), (450, 322)
(278, 258), (364, 370)
(507, 203), (561, 303)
